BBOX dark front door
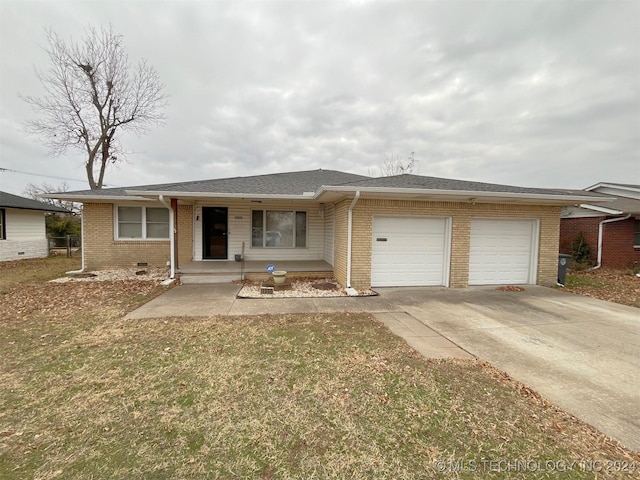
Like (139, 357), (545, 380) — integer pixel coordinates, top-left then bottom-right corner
(203, 207), (228, 259)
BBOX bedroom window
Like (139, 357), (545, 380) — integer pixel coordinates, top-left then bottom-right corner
(0, 209), (5, 240)
(251, 210), (307, 248)
(116, 206), (169, 239)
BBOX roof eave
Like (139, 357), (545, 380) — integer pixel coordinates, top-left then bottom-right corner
(577, 204), (625, 215)
(40, 193), (154, 202)
(586, 183), (640, 194)
(316, 186), (609, 204)
(1, 204), (71, 214)
(125, 190), (317, 200)
(41, 186), (611, 206)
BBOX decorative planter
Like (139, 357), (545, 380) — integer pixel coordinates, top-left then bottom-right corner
(235, 254), (242, 262)
(272, 270), (287, 284)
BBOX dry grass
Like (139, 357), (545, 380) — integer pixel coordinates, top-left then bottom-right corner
(1, 258), (639, 479)
(564, 269), (640, 308)
(0, 257), (81, 289)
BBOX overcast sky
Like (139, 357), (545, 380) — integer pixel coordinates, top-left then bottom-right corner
(1, 0), (638, 196)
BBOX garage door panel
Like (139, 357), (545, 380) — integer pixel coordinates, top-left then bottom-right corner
(371, 217), (448, 287)
(469, 219), (536, 285)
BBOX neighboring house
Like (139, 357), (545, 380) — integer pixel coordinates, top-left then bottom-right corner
(560, 183), (640, 269)
(0, 191), (70, 262)
(45, 169), (602, 289)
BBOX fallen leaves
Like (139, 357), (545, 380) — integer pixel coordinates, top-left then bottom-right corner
(496, 286), (525, 292)
(0, 280), (168, 323)
(564, 269), (640, 308)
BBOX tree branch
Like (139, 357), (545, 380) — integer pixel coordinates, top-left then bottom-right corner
(21, 25), (167, 189)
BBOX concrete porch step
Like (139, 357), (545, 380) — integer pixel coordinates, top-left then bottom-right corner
(179, 274), (240, 284)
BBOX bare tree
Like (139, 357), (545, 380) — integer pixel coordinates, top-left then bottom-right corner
(22, 26), (167, 189)
(369, 152), (419, 177)
(23, 181), (79, 213)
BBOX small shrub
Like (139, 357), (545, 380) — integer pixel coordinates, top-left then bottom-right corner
(570, 232), (592, 267)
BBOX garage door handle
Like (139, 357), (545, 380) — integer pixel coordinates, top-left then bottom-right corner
(376, 238), (388, 242)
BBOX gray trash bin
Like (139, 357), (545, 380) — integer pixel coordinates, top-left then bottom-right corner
(557, 254), (572, 286)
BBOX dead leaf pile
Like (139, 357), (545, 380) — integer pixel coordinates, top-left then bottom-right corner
(496, 285), (525, 292)
(0, 281), (165, 323)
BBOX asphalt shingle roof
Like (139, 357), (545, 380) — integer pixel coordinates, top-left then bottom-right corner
(62, 169), (370, 196)
(0, 191), (70, 213)
(579, 184), (640, 214)
(340, 174), (580, 196)
(56, 169), (595, 199)
(591, 196), (640, 215)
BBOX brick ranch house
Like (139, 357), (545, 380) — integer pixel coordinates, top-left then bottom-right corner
(560, 183), (640, 270)
(1, 191), (70, 262)
(46, 169), (603, 290)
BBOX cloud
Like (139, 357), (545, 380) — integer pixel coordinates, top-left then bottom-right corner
(0, 0), (638, 195)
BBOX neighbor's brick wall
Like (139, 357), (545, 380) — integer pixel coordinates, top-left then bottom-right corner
(559, 217), (601, 263)
(602, 218), (640, 269)
(83, 203), (170, 269)
(560, 216), (640, 269)
(333, 199), (561, 290)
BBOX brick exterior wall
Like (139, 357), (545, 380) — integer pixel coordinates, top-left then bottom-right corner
(83, 203), (173, 269)
(560, 216), (640, 269)
(333, 199), (561, 289)
(85, 198), (563, 285)
(177, 204), (193, 266)
(0, 239), (48, 261)
(333, 200), (349, 288)
(559, 217), (601, 263)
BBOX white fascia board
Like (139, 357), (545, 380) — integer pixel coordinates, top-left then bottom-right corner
(586, 183), (640, 194)
(39, 193), (153, 202)
(578, 204), (624, 215)
(315, 186), (608, 204)
(125, 190), (317, 201)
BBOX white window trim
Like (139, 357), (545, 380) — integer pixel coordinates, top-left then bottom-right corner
(251, 209), (307, 249)
(114, 205), (170, 241)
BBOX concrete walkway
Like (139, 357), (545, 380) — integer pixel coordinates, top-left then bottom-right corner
(125, 284), (474, 359)
(376, 312), (474, 359)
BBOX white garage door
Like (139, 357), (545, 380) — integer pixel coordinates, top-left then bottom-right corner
(371, 217), (449, 287)
(469, 219), (538, 285)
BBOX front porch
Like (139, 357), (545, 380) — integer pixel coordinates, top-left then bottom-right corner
(177, 260), (334, 284)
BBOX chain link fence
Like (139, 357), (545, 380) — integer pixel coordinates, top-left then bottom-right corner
(48, 235), (81, 257)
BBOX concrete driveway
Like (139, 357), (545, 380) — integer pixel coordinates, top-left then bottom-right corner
(380, 285), (640, 452)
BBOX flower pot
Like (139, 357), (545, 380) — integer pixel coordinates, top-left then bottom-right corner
(235, 254), (242, 262)
(272, 270), (287, 284)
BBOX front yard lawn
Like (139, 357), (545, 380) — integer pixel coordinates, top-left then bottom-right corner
(564, 269), (640, 308)
(1, 258), (638, 479)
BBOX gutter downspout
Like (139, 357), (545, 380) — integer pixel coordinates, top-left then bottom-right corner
(66, 206), (85, 274)
(346, 191), (360, 292)
(158, 195), (176, 279)
(592, 214), (631, 270)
